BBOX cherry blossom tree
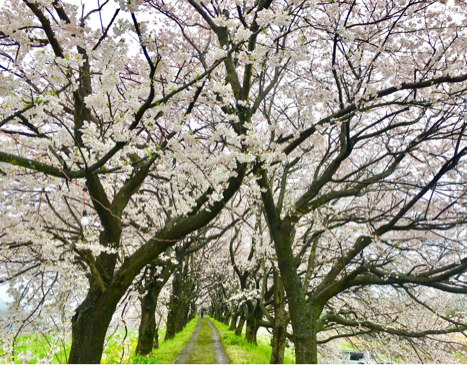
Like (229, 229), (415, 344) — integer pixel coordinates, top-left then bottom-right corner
(248, 0), (467, 362)
(2, 0), (467, 364)
(0, 0), (260, 361)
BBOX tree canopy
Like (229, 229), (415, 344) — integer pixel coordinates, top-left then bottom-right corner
(0, 0), (467, 363)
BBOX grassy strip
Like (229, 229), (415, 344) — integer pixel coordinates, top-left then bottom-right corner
(186, 318), (216, 364)
(1, 321), (194, 365)
(0, 332), (71, 364)
(209, 317), (295, 364)
(130, 317), (199, 364)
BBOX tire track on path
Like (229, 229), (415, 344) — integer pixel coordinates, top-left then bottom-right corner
(174, 317), (229, 364)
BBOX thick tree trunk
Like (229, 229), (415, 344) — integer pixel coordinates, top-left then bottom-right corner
(272, 219), (322, 363)
(165, 297), (191, 339)
(68, 288), (117, 363)
(175, 302), (187, 332)
(270, 317), (287, 364)
(294, 319), (318, 364)
(136, 264), (173, 354)
(165, 304), (176, 340)
(166, 295), (190, 339)
(68, 226), (121, 364)
(245, 304), (262, 344)
(270, 268), (287, 364)
(244, 320), (257, 344)
(135, 290), (157, 356)
(165, 267), (182, 340)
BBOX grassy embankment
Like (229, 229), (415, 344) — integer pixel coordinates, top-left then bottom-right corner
(209, 317), (295, 364)
(1, 318), (198, 364)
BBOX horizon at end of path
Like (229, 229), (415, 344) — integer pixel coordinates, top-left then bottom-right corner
(174, 317), (229, 364)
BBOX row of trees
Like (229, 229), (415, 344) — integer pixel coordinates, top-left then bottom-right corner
(1, 0), (467, 363)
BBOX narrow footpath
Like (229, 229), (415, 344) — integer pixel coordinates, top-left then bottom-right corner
(175, 318), (229, 364)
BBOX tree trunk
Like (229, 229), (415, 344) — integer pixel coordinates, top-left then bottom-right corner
(270, 318), (287, 364)
(165, 267), (182, 340)
(175, 301), (187, 332)
(294, 321), (318, 364)
(165, 304), (176, 340)
(68, 226), (121, 364)
(153, 328), (159, 349)
(235, 307), (246, 336)
(136, 264), (174, 354)
(68, 288), (117, 363)
(272, 219), (322, 363)
(270, 268), (287, 364)
(165, 292), (192, 339)
(245, 304), (262, 344)
(223, 308), (231, 325)
(229, 309), (239, 331)
(135, 290), (157, 356)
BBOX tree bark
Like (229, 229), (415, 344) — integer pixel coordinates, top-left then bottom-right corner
(270, 268), (287, 364)
(135, 290), (157, 356)
(136, 263), (174, 354)
(223, 307), (231, 325)
(245, 303), (262, 344)
(68, 219), (121, 364)
(235, 306), (246, 336)
(153, 329), (159, 349)
(68, 288), (117, 363)
(165, 301), (177, 340)
(270, 218), (322, 363)
(229, 309), (239, 331)
(165, 266), (182, 340)
(175, 302), (187, 333)
(165, 260), (194, 339)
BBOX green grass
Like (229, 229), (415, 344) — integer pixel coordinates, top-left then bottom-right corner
(209, 317), (295, 364)
(186, 318), (216, 364)
(1, 320), (196, 365)
(130, 317), (199, 364)
(341, 343), (358, 351)
(0, 332), (70, 364)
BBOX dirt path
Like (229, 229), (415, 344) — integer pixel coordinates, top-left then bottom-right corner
(206, 318), (229, 364)
(174, 319), (202, 364)
(174, 317), (229, 364)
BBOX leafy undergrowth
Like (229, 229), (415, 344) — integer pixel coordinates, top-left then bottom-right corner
(186, 318), (215, 364)
(101, 330), (138, 364)
(209, 317), (295, 364)
(130, 317), (198, 364)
